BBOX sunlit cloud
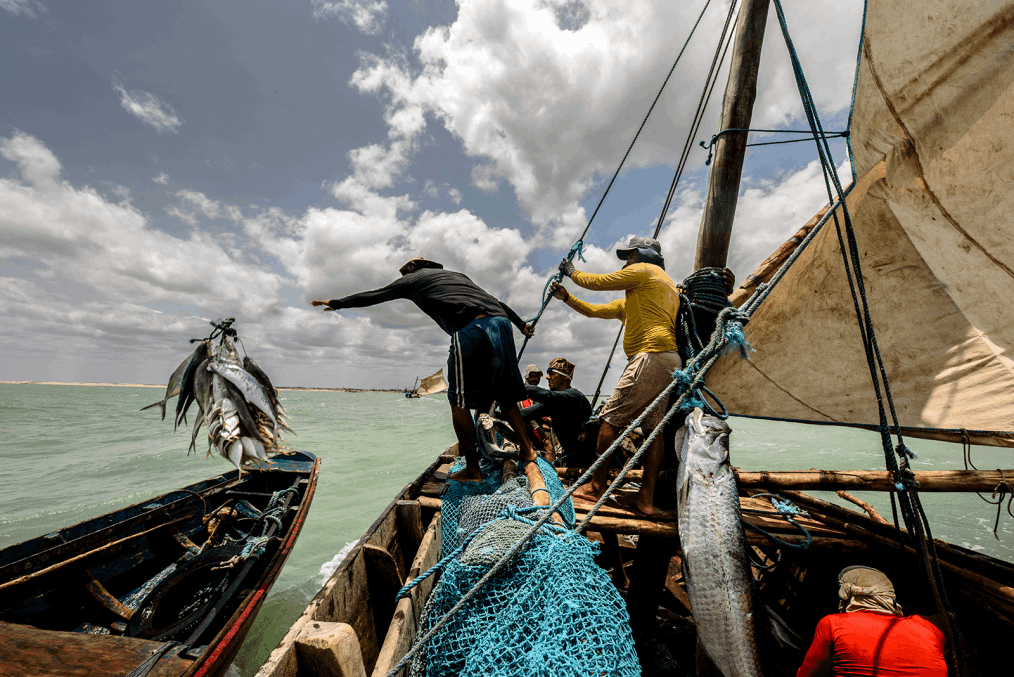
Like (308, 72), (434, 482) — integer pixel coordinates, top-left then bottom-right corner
(113, 75), (183, 134)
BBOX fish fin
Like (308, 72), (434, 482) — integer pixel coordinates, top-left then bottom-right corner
(139, 399), (169, 421)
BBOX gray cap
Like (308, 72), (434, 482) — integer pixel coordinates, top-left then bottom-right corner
(616, 236), (662, 260)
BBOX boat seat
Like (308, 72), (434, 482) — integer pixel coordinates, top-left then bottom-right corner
(0, 621), (194, 677)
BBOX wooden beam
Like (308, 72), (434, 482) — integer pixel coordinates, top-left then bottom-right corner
(737, 468), (1014, 492)
(557, 467), (1014, 493)
(694, 0), (771, 270)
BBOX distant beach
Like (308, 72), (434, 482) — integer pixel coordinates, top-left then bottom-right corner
(0, 381), (401, 393)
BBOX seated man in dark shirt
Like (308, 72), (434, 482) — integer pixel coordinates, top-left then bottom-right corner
(312, 257), (536, 482)
(521, 358), (593, 467)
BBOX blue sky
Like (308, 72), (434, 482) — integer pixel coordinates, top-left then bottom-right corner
(1, 0), (861, 390)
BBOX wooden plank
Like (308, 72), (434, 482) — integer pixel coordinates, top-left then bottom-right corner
(372, 514), (442, 677)
(395, 501), (425, 581)
(363, 545), (403, 653)
(295, 621), (367, 677)
(0, 621), (193, 677)
(524, 461), (563, 525)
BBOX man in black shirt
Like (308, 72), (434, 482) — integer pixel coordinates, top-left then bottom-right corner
(521, 358), (593, 467)
(312, 257), (536, 481)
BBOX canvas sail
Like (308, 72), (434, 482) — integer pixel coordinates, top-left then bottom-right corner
(707, 0), (1014, 447)
(415, 369), (449, 397)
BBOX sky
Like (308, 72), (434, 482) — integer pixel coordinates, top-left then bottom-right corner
(0, 0), (862, 392)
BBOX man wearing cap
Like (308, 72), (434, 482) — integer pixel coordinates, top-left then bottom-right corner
(311, 257), (537, 482)
(521, 358), (594, 467)
(797, 566), (947, 677)
(550, 236), (680, 515)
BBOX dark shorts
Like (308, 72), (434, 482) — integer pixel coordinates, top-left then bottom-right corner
(446, 316), (526, 411)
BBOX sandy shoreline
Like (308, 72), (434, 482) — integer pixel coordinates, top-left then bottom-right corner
(0, 381), (401, 393)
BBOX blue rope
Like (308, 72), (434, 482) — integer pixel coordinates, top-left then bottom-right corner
(769, 2), (962, 668)
(700, 128), (848, 165)
(741, 493), (812, 550)
(846, 0), (869, 183)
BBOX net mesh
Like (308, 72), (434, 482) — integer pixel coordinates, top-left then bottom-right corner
(413, 457), (640, 676)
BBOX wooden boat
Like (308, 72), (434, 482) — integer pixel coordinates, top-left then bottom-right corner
(259, 0), (1014, 674)
(405, 370), (449, 399)
(253, 446), (1014, 677)
(0, 451), (320, 677)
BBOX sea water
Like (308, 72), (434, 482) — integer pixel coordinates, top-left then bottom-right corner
(1, 383), (1012, 675)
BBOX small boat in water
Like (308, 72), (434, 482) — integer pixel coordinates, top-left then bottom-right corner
(0, 451), (319, 677)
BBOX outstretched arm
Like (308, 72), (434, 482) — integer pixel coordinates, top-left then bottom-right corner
(311, 277), (411, 311)
(570, 266), (648, 292)
(498, 300), (534, 337)
(549, 280), (624, 321)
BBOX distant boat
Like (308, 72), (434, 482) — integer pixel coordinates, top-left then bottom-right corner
(404, 369), (448, 399)
(0, 451), (319, 677)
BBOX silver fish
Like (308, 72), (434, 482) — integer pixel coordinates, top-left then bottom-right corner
(140, 343), (204, 420)
(676, 408), (763, 677)
(209, 361), (277, 430)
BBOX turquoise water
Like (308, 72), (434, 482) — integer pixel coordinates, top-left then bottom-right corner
(1, 383), (1011, 674)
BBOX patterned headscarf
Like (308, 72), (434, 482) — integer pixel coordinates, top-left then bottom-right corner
(837, 566), (903, 616)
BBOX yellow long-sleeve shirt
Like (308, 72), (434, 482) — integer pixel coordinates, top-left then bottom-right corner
(565, 262), (680, 358)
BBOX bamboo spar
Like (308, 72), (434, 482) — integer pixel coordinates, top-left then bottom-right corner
(555, 467), (1014, 493)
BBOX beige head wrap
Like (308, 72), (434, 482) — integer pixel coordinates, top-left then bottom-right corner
(837, 566), (903, 616)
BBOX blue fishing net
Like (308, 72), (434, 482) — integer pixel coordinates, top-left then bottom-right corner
(416, 457), (639, 676)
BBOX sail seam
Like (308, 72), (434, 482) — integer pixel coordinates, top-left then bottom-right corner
(742, 359), (837, 421)
(864, 36), (1014, 283)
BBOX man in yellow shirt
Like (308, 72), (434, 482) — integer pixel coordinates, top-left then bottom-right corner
(552, 236), (681, 515)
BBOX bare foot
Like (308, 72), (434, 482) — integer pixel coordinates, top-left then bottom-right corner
(447, 465), (484, 483)
(519, 447), (538, 463)
(571, 483), (603, 503)
(633, 495), (657, 517)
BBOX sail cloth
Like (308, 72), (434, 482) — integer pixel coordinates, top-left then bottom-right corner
(415, 369), (449, 397)
(707, 0), (1014, 447)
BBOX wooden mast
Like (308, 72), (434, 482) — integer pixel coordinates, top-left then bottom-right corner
(694, 0), (771, 270)
(627, 0), (774, 633)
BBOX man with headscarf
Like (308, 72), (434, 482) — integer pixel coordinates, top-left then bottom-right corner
(312, 257), (536, 482)
(797, 565), (946, 677)
(550, 236), (680, 515)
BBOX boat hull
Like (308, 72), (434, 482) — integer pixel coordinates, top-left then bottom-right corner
(0, 451), (320, 677)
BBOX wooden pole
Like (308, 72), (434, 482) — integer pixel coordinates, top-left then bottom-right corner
(694, 0), (771, 270)
(556, 467), (1014, 493)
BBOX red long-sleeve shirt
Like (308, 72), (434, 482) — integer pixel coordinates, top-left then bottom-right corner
(797, 611), (946, 677)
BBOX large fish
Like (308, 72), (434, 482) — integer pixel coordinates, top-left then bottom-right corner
(174, 340), (211, 430)
(676, 408), (763, 677)
(140, 342), (206, 421)
(208, 361), (278, 430)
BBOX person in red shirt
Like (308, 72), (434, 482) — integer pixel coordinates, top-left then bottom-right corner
(797, 566), (947, 677)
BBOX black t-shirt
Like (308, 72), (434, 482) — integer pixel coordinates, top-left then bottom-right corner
(328, 268), (526, 336)
(520, 385), (593, 462)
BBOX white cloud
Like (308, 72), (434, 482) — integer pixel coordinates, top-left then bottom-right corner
(345, 0), (862, 247)
(0, 0), (46, 18)
(0, 133), (280, 322)
(312, 0), (388, 36)
(113, 76), (183, 134)
(152, 172), (169, 185)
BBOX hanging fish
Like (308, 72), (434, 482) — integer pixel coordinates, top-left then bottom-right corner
(146, 321), (292, 473)
(174, 340), (211, 431)
(208, 361), (278, 431)
(140, 342), (206, 421)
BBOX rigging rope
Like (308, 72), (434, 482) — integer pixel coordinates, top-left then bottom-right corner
(517, 0), (721, 360)
(699, 128), (848, 165)
(387, 306), (751, 677)
(768, 1), (965, 672)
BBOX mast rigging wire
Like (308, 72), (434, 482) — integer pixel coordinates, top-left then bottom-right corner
(517, 0), (719, 360)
